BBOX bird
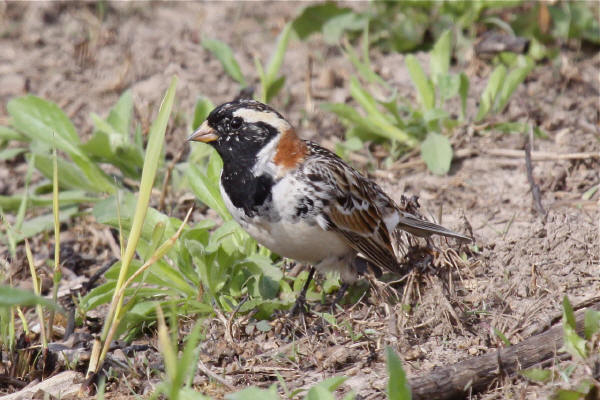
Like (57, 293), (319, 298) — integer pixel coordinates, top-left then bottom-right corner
(188, 99), (471, 314)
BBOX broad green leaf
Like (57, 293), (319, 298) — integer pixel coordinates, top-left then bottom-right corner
(343, 36), (387, 87)
(387, 347), (411, 400)
(430, 30), (451, 85)
(187, 162), (230, 221)
(322, 12), (366, 44)
(436, 74), (460, 104)
(495, 56), (535, 112)
(202, 38), (246, 86)
(387, 11), (428, 53)
(0, 190), (97, 212)
(519, 368), (552, 383)
(423, 108), (449, 125)
(80, 127), (144, 179)
(226, 385), (279, 400)
(563, 296), (576, 329)
(584, 309), (600, 339)
(93, 192), (176, 242)
(192, 97), (215, 131)
(493, 327), (512, 346)
(0, 285), (61, 311)
(91, 113), (121, 137)
(306, 385), (335, 400)
(150, 260), (195, 297)
(348, 78), (416, 145)
(309, 376), (347, 394)
(34, 153), (97, 192)
(349, 77), (382, 118)
(244, 254), (283, 282)
(475, 64), (506, 121)
(12, 206), (78, 243)
(83, 285), (160, 311)
(406, 55), (434, 111)
(582, 185), (598, 201)
(265, 76), (285, 104)
(8, 96), (115, 192)
(321, 103), (373, 132)
(552, 389), (589, 400)
(291, 3), (352, 40)
(563, 319), (587, 361)
(0, 148), (26, 161)
(258, 273), (279, 299)
(7, 95), (79, 143)
(206, 219), (242, 252)
(420, 132), (452, 175)
(106, 90), (133, 135)
(0, 126), (27, 141)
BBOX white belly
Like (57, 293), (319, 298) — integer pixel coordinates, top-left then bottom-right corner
(244, 217), (350, 263)
(219, 178), (351, 264)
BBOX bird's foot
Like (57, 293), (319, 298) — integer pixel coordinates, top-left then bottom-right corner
(329, 283), (349, 313)
(289, 294), (310, 316)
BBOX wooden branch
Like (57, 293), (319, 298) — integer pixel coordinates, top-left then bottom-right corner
(408, 302), (600, 400)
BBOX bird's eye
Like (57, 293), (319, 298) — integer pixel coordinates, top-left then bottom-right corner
(230, 117), (243, 129)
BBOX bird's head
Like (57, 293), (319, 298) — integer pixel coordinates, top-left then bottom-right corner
(188, 99), (306, 173)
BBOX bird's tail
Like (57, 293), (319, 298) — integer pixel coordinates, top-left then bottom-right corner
(397, 212), (472, 242)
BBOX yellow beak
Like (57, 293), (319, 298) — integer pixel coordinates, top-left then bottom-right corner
(187, 121), (218, 143)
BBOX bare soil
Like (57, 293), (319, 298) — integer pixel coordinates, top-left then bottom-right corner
(1, 2), (598, 399)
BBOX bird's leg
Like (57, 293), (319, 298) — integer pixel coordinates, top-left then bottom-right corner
(330, 282), (349, 312)
(289, 266), (315, 316)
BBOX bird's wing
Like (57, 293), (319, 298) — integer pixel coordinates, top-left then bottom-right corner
(302, 142), (471, 274)
(302, 145), (401, 271)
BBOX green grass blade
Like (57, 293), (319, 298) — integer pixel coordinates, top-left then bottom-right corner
(406, 55), (435, 111)
(266, 23), (292, 84)
(15, 154), (36, 232)
(254, 55), (268, 103)
(106, 90), (133, 135)
(348, 79), (417, 146)
(458, 72), (469, 120)
(584, 309), (600, 340)
(495, 56), (535, 112)
(387, 347), (411, 400)
(107, 77), (177, 336)
(475, 64), (506, 121)
(430, 30), (451, 85)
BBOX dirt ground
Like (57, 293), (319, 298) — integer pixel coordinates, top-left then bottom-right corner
(1, 2), (598, 399)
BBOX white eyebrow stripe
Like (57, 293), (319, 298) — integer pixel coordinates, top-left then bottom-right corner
(233, 108), (290, 132)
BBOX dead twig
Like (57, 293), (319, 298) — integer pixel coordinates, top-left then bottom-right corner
(485, 148), (599, 161)
(197, 360), (234, 390)
(525, 128), (548, 218)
